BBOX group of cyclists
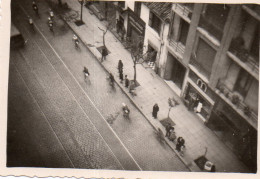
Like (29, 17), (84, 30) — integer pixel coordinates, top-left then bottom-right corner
(28, 1), (55, 33)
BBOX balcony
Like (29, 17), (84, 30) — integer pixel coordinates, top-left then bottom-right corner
(172, 4), (193, 23)
(228, 39), (259, 80)
(216, 79), (258, 129)
(168, 39), (185, 58)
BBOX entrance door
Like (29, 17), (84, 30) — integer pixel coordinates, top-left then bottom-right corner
(130, 27), (140, 45)
(171, 56), (186, 89)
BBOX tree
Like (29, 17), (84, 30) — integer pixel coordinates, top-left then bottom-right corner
(167, 97), (179, 118)
(98, 21), (113, 50)
(125, 37), (152, 85)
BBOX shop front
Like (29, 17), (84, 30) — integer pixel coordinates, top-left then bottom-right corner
(207, 98), (257, 172)
(183, 71), (216, 122)
(126, 8), (146, 45)
(164, 52), (186, 90)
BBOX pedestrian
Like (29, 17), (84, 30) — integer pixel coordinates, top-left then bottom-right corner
(129, 81), (135, 93)
(152, 103), (159, 119)
(165, 123), (174, 137)
(119, 71), (124, 83)
(118, 60), (123, 74)
(125, 75), (129, 88)
(109, 73), (114, 86)
(32, 1), (38, 15)
(83, 67), (90, 79)
(176, 137), (185, 152)
(101, 48), (107, 62)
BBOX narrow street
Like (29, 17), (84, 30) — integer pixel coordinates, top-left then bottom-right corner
(7, 0), (189, 171)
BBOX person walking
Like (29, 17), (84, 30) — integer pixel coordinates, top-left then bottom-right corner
(165, 123), (174, 137)
(176, 137), (185, 152)
(125, 75), (129, 88)
(118, 60), (123, 74)
(152, 103), (159, 119)
(119, 71), (124, 83)
(101, 48), (107, 62)
(109, 73), (115, 86)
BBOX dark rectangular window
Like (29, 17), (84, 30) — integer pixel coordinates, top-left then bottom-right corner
(118, 1), (125, 8)
(179, 19), (189, 45)
(149, 12), (161, 34)
(199, 4), (230, 40)
(134, 2), (142, 17)
(234, 68), (253, 97)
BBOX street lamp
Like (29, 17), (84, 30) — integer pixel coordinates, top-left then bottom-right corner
(75, 0), (85, 26)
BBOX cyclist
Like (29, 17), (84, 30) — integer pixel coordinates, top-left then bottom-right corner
(73, 34), (79, 48)
(48, 17), (53, 32)
(32, 1), (39, 15)
(28, 16), (34, 29)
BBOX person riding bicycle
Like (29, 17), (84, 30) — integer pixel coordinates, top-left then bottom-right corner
(49, 9), (54, 19)
(28, 16), (34, 26)
(109, 73), (115, 86)
(32, 1), (38, 14)
(48, 17), (53, 31)
(83, 67), (90, 79)
(73, 34), (79, 47)
(122, 103), (130, 118)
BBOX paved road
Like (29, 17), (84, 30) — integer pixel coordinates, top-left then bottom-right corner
(7, 0), (189, 171)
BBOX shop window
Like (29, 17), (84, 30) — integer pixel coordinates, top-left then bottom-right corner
(234, 68), (253, 97)
(199, 4), (230, 40)
(149, 11), (161, 34)
(134, 2), (142, 17)
(178, 18), (189, 45)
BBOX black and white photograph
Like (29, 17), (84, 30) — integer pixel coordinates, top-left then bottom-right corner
(3, 0), (259, 177)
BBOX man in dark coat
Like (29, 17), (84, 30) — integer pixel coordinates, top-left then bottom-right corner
(176, 137), (185, 152)
(152, 103), (159, 119)
(125, 75), (129, 88)
(118, 60), (123, 74)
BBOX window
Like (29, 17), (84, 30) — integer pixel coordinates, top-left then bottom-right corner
(193, 38), (216, 77)
(199, 4), (230, 40)
(118, 1), (125, 8)
(234, 68), (253, 97)
(134, 2), (142, 17)
(149, 11), (161, 34)
(178, 18), (189, 45)
(250, 24), (259, 61)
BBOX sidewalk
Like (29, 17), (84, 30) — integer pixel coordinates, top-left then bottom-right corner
(58, 0), (249, 173)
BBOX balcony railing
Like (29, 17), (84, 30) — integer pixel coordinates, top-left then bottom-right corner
(173, 4), (193, 21)
(228, 41), (259, 78)
(216, 79), (258, 127)
(169, 39), (185, 57)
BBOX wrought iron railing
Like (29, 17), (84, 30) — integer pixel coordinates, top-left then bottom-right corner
(169, 39), (185, 56)
(173, 4), (193, 20)
(216, 79), (258, 123)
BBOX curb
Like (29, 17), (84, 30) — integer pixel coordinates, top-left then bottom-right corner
(59, 4), (198, 172)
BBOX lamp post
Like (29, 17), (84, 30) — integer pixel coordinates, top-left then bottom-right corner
(75, 0), (85, 26)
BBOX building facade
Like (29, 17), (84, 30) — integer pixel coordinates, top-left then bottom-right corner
(93, 2), (258, 172)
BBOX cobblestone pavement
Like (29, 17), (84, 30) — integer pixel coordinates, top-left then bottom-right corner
(52, 0), (250, 173)
(8, 0), (189, 171)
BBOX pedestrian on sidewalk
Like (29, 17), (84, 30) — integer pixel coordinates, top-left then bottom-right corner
(118, 60), (123, 74)
(176, 137), (185, 152)
(83, 67), (90, 79)
(101, 48), (107, 62)
(152, 103), (159, 119)
(165, 123), (174, 137)
(119, 71), (124, 83)
(129, 81), (135, 93)
(125, 75), (129, 88)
